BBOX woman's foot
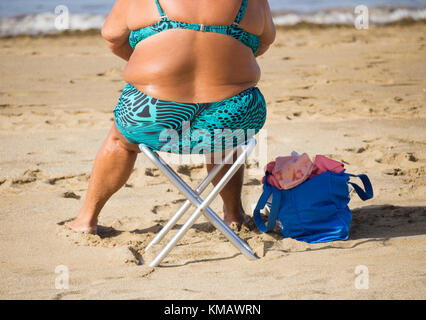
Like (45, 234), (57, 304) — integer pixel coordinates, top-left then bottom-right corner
(65, 217), (98, 234)
(222, 206), (255, 231)
(223, 205), (245, 225)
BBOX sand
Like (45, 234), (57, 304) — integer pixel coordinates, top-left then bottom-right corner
(0, 23), (425, 299)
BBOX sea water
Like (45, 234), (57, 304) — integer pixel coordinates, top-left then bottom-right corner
(0, 0), (425, 36)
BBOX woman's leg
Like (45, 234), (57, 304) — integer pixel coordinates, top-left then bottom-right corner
(206, 150), (247, 226)
(67, 124), (140, 233)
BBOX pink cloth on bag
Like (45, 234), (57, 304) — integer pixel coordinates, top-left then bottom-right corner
(309, 155), (345, 178)
(263, 153), (345, 190)
(263, 161), (282, 189)
(272, 153), (314, 190)
(263, 152), (314, 190)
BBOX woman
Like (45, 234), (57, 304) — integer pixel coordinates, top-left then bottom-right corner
(68, 0), (275, 234)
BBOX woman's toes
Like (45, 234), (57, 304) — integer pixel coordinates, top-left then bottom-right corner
(242, 214), (256, 231)
(65, 220), (97, 234)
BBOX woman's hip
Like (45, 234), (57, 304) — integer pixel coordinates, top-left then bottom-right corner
(113, 84), (267, 153)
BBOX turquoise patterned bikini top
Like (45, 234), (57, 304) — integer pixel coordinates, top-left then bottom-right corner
(129, 0), (260, 54)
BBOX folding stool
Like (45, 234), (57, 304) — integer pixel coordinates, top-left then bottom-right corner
(139, 137), (259, 267)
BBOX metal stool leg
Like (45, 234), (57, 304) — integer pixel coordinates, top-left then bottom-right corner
(145, 146), (239, 250)
(145, 162), (224, 251)
(140, 138), (258, 267)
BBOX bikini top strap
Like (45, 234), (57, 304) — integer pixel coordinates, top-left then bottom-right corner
(154, 0), (167, 18)
(233, 0), (248, 25)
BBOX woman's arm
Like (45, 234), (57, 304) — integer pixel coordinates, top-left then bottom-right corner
(101, 0), (133, 61)
(255, 0), (276, 57)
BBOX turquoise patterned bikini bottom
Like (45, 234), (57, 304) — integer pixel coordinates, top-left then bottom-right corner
(114, 84), (266, 154)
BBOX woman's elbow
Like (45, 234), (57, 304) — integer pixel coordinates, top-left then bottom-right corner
(101, 24), (129, 46)
(101, 24), (118, 42)
(264, 27), (276, 47)
(255, 43), (270, 57)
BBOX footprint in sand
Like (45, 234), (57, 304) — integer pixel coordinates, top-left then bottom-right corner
(384, 166), (425, 179)
(56, 218), (160, 265)
(52, 290), (83, 300)
(144, 167), (160, 177)
(176, 164), (204, 178)
(344, 145), (370, 154)
(375, 152), (420, 165)
(63, 191), (81, 200)
(8, 169), (44, 188)
(151, 203), (171, 215)
(47, 173), (90, 190)
(243, 178), (261, 186)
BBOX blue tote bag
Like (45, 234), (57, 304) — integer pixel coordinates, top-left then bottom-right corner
(253, 170), (373, 244)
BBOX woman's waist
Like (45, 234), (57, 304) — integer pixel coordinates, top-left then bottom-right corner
(124, 79), (260, 103)
(123, 50), (260, 102)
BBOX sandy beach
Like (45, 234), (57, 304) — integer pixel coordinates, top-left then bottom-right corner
(0, 23), (425, 299)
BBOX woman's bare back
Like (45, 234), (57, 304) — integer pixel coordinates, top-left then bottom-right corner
(102, 0), (275, 102)
(114, 0), (273, 102)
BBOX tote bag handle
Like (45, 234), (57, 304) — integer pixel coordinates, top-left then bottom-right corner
(253, 178), (281, 233)
(347, 173), (374, 201)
